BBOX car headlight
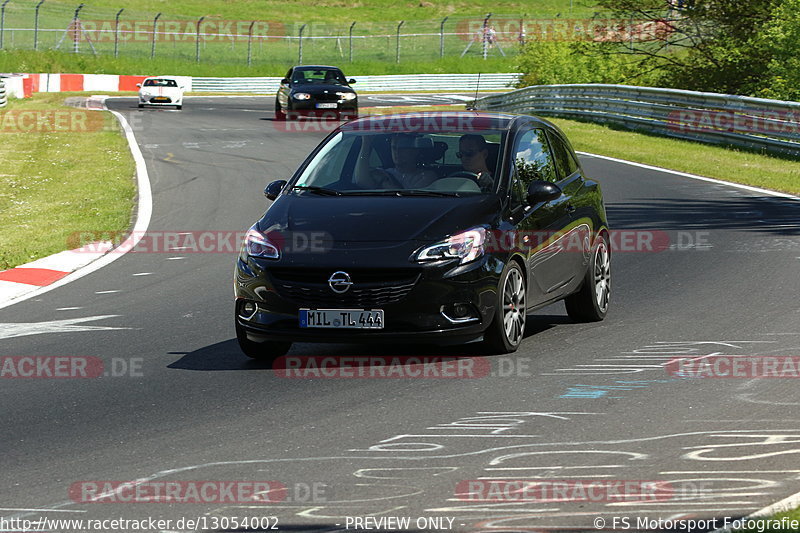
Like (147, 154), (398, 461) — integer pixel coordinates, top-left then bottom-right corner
(337, 92), (356, 101)
(292, 93), (311, 100)
(243, 225), (279, 259)
(416, 227), (486, 264)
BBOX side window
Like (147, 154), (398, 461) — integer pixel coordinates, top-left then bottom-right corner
(548, 132), (580, 179)
(509, 128), (557, 207)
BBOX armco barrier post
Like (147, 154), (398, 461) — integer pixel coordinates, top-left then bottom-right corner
(0, 78), (7, 108)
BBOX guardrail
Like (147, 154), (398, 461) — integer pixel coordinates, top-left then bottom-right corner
(0, 78), (7, 108)
(192, 73), (520, 93)
(475, 84), (800, 156)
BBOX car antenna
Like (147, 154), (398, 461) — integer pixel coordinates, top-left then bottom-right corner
(467, 72), (481, 111)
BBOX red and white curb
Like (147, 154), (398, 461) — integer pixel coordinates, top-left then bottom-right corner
(0, 243), (114, 301)
(0, 96), (152, 311)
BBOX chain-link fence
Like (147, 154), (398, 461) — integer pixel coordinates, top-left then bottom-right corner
(0, 3), (637, 67)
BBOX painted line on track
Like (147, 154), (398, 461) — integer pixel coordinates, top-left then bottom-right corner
(578, 151), (800, 201)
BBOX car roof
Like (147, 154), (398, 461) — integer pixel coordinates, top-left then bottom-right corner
(292, 65), (343, 71)
(338, 111), (526, 133)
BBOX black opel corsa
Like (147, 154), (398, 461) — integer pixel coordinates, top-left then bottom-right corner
(234, 112), (611, 359)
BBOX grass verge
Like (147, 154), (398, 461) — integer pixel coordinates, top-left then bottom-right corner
(548, 117), (800, 195)
(0, 93), (135, 270)
(0, 50), (520, 77)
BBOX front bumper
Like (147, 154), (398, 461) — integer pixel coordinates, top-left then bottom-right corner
(139, 95), (181, 105)
(234, 255), (501, 345)
(290, 98), (358, 117)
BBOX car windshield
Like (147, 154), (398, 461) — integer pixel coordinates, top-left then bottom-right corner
(143, 79), (178, 87)
(292, 69), (347, 85)
(293, 128), (506, 196)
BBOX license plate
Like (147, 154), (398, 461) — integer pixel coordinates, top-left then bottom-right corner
(315, 103), (338, 109)
(300, 309), (384, 329)
(152, 97), (169, 102)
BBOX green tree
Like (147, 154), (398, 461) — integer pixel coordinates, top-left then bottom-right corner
(593, 0), (781, 95)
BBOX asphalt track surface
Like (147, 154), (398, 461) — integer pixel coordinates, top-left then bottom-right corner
(2, 96), (800, 533)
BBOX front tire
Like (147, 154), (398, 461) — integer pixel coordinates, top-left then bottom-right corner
(482, 260), (527, 354)
(176, 104), (182, 110)
(138, 103), (144, 109)
(565, 233), (611, 322)
(236, 322), (291, 361)
(274, 98), (286, 121)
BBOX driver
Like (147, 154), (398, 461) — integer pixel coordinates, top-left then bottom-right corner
(359, 134), (437, 189)
(457, 134), (494, 191)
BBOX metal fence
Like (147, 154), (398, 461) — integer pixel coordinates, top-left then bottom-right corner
(0, 4), (646, 67)
(475, 84), (800, 156)
(192, 73), (520, 93)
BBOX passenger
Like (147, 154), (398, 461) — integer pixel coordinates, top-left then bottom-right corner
(457, 134), (494, 191)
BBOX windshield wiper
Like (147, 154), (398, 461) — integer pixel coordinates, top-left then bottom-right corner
(388, 189), (461, 197)
(338, 189), (461, 197)
(291, 185), (341, 196)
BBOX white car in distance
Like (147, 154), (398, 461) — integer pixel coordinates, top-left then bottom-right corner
(137, 77), (185, 110)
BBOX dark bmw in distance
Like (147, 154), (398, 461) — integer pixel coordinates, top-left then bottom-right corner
(235, 112), (611, 359)
(275, 65), (358, 120)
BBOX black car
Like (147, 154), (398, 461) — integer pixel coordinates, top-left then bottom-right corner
(235, 112), (610, 358)
(275, 65), (358, 121)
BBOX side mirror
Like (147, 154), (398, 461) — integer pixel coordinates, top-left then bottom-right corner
(348, 78), (356, 84)
(281, 78), (290, 85)
(526, 180), (562, 205)
(264, 179), (287, 201)
(135, 83), (142, 88)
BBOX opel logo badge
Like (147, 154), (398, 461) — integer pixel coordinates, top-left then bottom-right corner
(328, 271), (352, 294)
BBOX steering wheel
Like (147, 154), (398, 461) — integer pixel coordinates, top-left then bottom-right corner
(370, 168), (404, 189)
(446, 171), (480, 181)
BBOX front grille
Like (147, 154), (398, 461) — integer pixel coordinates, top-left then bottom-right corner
(269, 269), (420, 308)
(313, 93), (341, 103)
